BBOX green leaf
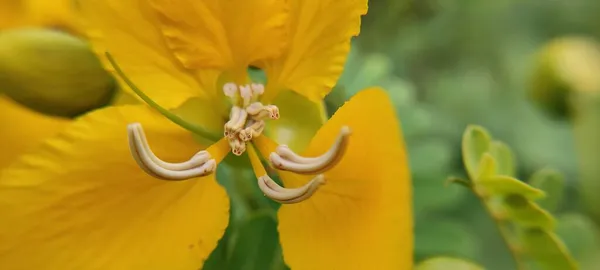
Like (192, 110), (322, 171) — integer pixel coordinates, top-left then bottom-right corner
(529, 168), (565, 212)
(489, 141), (516, 176)
(556, 213), (600, 262)
(415, 257), (485, 270)
(415, 220), (481, 259)
(503, 194), (555, 230)
(520, 228), (578, 270)
(462, 125), (492, 180)
(228, 212), (284, 270)
(478, 175), (545, 200)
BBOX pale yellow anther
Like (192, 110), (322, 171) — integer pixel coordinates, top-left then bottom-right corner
(239, 84), (253, 106)
(246, 102), (280, 120)
(270, 126), (350, 174)
(238, 120), (265, 142)
(127, 123), (216, 180)
(251, 83), (264, 95)
(264, 105), (279, 119)
(222, 82), (279, 156)
(229, 138), (246, 156)
(224, 106), (248, 138)
(223, 82), (238, 98)
(258, 174), (326, 204)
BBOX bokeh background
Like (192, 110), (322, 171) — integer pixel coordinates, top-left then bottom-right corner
(2, 0), (600, 269)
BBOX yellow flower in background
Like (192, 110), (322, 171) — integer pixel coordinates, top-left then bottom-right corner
(0, 0), (413, 270)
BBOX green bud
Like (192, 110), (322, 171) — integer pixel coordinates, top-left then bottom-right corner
(529, 36), (600, 118)
(0, 27), (116, 118)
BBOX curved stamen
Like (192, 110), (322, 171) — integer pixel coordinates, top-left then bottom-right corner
(257, 174), (326, 204)
(127, 123), (216, 180)
(129, 123), (210, 170)
(270, 126), (351, 174)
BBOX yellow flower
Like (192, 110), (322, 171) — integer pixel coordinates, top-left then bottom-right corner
(0, 1), (413, 270)
(0, 0), (82, 169)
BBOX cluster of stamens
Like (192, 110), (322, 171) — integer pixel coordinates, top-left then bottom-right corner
(126, 82), (352, 204)
(222, 82), (279, 156)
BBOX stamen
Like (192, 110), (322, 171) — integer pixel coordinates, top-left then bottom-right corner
(229, 138), (246, 156)
(239, 84), (253, 106)
(224, 106), (248, 138)
(246, 102), (280, 120)
(251, 83), (264, 95)
(223, 83), (238, 98)
(270, 126), (351, 174)
(257, 174), (326, 204)
(127, 123), (216, 180)
(238, 120), (265, 142)
(221, 82), (279, 156)
(129, 123), (211, 170)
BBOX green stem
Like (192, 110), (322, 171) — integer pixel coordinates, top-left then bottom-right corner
(105, 52), (221, 141)
(475, 190), (526, 270)
(570, 92), (600, 224)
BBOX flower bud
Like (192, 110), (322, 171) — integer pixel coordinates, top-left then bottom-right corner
(529, 36), (600, 118)
(0, 27), (116, 118)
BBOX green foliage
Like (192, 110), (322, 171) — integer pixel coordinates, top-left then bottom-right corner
(529, 169), (566, 212)
(519, 228), (576, 270)
(451, 125), (578, 270)
(415, 257), (485, 270)
(462, 126), (493, 180)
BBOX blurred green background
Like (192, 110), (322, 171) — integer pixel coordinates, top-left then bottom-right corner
(3, 0), (600, 269)
(334, 0), (600, 269)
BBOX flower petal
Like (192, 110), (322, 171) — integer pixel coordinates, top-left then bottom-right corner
(261, 0), (368, 103)
(150, 0), (288, 72)
(0, 96), (68, 169)
(0, 105), (230, 270)
(264, 90), (327, 152)
(273, 88), (413, 269)
(80, 0), (206, 108)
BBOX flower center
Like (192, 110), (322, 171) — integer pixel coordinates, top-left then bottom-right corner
(221, 82), (280, 156)
(105, 54), (354, 204)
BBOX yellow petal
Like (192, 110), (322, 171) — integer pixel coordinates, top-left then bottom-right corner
(0, 96), (68, 169)
(0, 0), (24, 28)
(150, 0), (288, 73)
(24, 0), (85, 36)
(0, 105), (230, 270)
(263, 90), (327, 152)
(80, 0), (206, 108)
(260, 0), (368, 103)
(260, 88), (413, 269)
